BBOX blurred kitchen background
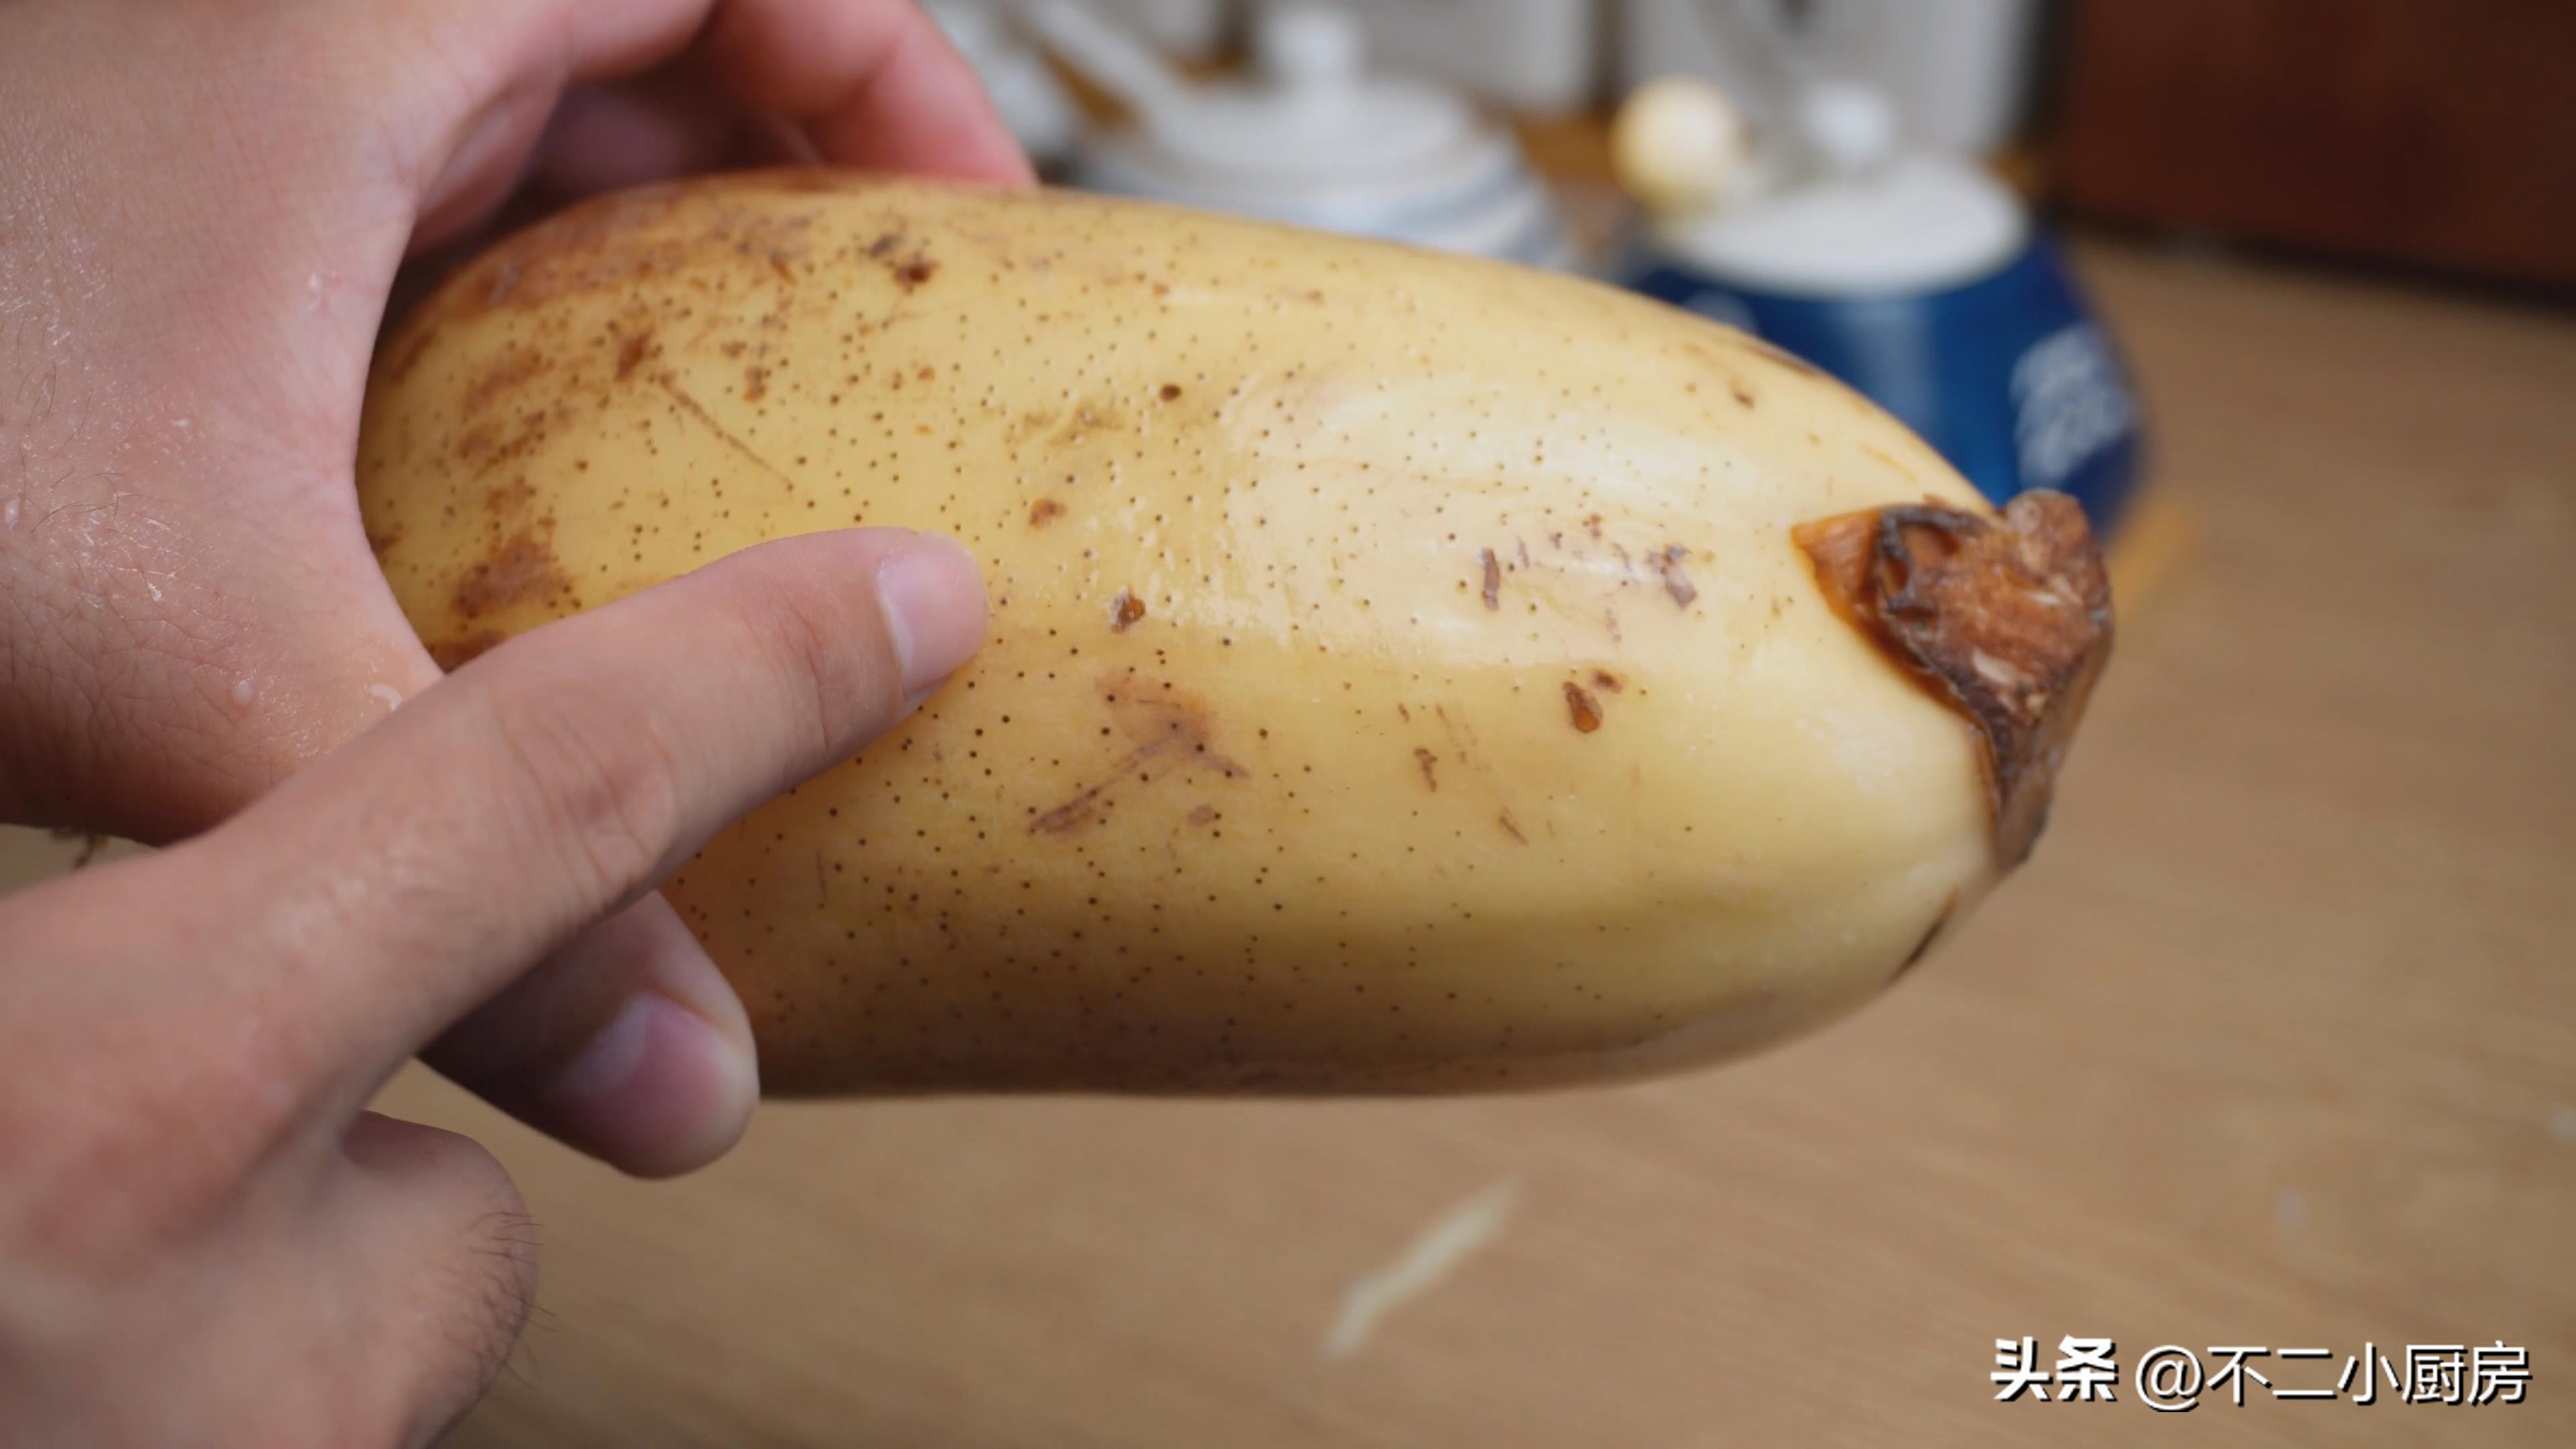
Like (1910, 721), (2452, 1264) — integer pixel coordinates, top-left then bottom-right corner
(5, 3), (2570, 1446)
(916, 0), (2573, 563)
(948, 0), (2575, 291)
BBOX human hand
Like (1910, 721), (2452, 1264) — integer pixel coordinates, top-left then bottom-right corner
(0, 0), (1024, 1171)
(0, 525), (985, 1444)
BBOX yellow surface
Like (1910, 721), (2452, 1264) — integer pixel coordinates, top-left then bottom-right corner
(353, 173), (2015, 1094)
(4, 228), (2567, 1446)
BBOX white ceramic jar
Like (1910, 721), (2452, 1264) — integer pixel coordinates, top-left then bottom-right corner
(924, 1), (1086, 172)
(1046, 3), (1581, 269)
(1089, 0), (1235, 58)
(1252, 0), (1603, 116)
(1616, 0), (2045, 157)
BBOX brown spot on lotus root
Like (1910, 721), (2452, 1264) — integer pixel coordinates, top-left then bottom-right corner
(455, 413), (545, 472)
(451, 528), (571, 621)
(484, 479), (536, 516)
(1029, 497), (1066, 527)
(1159, 383), (1182, 400)
(1413, 747), (1438, 790)
(1563, 682), (1603, 733)
(1654, 545), (1699, 608)
(1498, 812), (1528, 844)
(1032, 671), (1246, 835)
(462, 349), (547, 419)
(1590, 669), (1622, 692)
(1479, 548), (1501, 610)
(863, 229), (936, 287)
(1110, 589), (1145, 631)
(614, 330), (653, 380)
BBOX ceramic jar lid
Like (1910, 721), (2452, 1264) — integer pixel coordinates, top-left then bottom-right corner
(924, 1), (1084, 169)
(1632, 78), (2031, 298)
(1042, 2), (1574, 268)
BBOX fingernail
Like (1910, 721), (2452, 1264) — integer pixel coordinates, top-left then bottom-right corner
(545, 994), (755, 1176)
(875, 533), (987, 694)
(547, 994), (661, 1106)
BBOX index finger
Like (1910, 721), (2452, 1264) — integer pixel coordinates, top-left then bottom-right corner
(699, 0), (1036, 182)
(189, 527), (985, 1124)
(439, 0), (1034, 184)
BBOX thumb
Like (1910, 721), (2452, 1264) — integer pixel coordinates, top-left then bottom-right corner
(179, 525), (986, 1133)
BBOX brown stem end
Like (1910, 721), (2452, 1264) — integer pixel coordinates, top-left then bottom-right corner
(1794, 490), (2115, 866)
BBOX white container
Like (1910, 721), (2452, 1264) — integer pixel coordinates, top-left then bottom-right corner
(1831, 0), (2044, 156)
(1088, 0), (1235, 58)
(1617, 0), (2045, 156)
(1032, 2), (1580, 269)
(926, 1), (1087, 170)
(1253, 0), (1603, 116)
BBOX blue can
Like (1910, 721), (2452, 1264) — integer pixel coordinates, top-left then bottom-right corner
(1613, 159), (2147, 537)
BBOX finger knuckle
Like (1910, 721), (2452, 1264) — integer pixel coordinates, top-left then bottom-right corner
(476, 676), (688, 900)
(733, 565), (893, 757)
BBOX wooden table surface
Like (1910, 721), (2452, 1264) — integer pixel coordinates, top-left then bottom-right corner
(5, 233), (2571, 1446)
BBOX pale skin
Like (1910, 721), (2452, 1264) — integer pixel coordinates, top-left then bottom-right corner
(0, 0), (1024, 1440)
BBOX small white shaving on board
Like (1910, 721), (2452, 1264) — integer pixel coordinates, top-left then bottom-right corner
(1320, 1179), (1523, 1362)
(367, 683), (403, 711)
